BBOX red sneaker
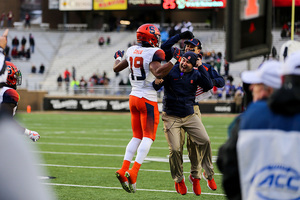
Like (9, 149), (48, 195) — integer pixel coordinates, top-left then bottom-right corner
(174, 182), (180, 194)
(202, 172), (217, 191)
(115, 170), (131, 193)
(188, 175), (201, 196)
(177, 177), (188, 195)
(125, 169), (137, 193)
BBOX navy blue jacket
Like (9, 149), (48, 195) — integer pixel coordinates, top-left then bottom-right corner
(161, 34), (181, 62)
(153, 64), (213, 118)
(202, 63), (225, 88)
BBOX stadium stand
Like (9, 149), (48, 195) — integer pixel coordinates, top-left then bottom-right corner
(7, 28), (298, 95)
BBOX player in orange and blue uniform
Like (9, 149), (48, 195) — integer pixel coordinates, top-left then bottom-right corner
(113, 23), (180, 193)
(0, 61), (40, 142)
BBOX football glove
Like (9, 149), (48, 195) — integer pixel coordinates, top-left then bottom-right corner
(114, 50), (124, 59)
(172, 47), (181, 61)
(179, 31), (194, 39)
(25, 129), (40, 142)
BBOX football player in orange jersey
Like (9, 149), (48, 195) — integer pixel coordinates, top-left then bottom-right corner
(0, 61), (40, 142)
(113, 23), (180, 193)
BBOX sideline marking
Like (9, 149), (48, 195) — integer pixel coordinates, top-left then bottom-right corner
(44, 183), (226, 196)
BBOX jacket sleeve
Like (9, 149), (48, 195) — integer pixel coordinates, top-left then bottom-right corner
(204, 63), (225, 88)
(217, 116), (242, 200)
(197, 66), (213, 92)
(152, 78), (165, 91)
(161, 34), (181, 62)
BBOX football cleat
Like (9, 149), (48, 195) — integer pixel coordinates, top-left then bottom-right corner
(177, 177), (187, 195)
(174, 182), (180, 194)
(189, 174), (201, 196)
(115, 170), (131, 193)
(125, 170), (137, 193)
(202, 172), (217, 191)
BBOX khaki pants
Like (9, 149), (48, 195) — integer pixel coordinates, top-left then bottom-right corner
(186, 105), (215, 180)
(162, 111), (214, 182)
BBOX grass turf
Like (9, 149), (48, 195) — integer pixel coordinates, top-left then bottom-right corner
(17, 112), (235, 200)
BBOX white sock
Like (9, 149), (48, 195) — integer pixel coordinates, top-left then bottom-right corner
(135, 137), (153, 164)
(124, 137), (141, 161)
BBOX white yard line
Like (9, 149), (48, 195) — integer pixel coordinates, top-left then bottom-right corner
(38, 163), (222, 176)
(44, 183), (226, 196)
(36, 142), (220, 152)
(41, 135), (227, 141)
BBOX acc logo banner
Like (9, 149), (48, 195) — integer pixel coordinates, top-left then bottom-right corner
(251, 165), (300, 199)
(94, 0), (127, 10)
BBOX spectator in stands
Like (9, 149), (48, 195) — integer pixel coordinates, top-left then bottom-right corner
(64, 68), (71, 93)
(215, 52), (222, 74)
(39, 64), (45, 74)
(57, 74), (63, 90)
(71, 78), (79, 94)
(18, 47), (25, 58)
(79, 76), (87, 94)
(0, 12), (5, 28)
(98, 37), (105, 47)
(224, 80), (235, 99)
(7, 11), (13, 27)
(281, 22), (290, 38)
(65, 76), (70, 94)
(224, 59), (229, 76)
(21, 36), (26, 52)
(29, 33), (35, 53)
(234, 90), (243, 113)
(72, 66), (76, 80)
(25, 48), (30, 60)
(64, 68), (71, 80)
(11, 47), (18, 59)
(98, 71), (110, 85)
(106, 37), (111, 45)
(31, 65), (36, 73)
(24, 13), (30, 28)
(12, 36), (19, 49)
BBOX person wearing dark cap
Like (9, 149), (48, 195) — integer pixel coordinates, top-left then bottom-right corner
(152, 52), (216, 196)
(217, 52), (300, 200)
(163, 36), (224, 195)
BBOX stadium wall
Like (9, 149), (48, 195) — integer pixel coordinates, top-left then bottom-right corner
(43, 96), (237, 113)
(17, 92), (236, 113)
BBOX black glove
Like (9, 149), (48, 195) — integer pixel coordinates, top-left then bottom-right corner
(172, 47), (181, 61)
(179, 31), (194, 39)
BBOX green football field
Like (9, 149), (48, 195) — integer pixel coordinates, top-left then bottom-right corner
(17, 112), (235, 200)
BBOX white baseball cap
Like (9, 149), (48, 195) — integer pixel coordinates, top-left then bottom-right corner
(281, 51), (300, 76)
(241, 60), (281, 89)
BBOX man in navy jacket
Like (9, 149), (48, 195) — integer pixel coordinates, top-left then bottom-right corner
(153, 52), (217, 196)
(161, 34), (224, 195)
